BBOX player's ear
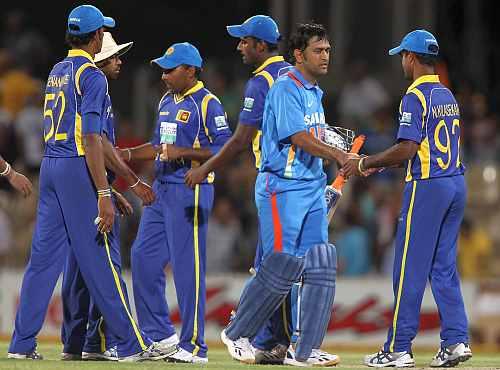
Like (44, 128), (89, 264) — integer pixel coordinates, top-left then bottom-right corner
(293, 48), (304, 64)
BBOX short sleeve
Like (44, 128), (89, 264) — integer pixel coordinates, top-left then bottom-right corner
(80, 69), (107, 116)
(204, 98), (232, 154)
(238, 77), (268, 127)
(396, 92), (425, 143)
(271, 81), (306, 141)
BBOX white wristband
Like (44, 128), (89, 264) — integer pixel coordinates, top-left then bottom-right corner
(130, 178), (141, 188)
(0, 162), (11, 176)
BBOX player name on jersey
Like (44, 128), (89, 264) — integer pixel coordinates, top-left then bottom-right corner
(304, 111), (325, 125)
(47, 74), (70, 88)
(431, 103), (459, 119)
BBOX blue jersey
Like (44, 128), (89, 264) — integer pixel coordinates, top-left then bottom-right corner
(259, 68), (326, 181)
(43, 49), (107, 157)
(151, 81), (232, 184)
(397, 75), (465, 181)
(102, 92), (116, 184)
(238, 56), (291, 168)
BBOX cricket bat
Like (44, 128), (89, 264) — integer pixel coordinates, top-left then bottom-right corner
(325, 135), (366, 223)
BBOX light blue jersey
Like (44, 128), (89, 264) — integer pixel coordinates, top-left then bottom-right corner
(259, 68), (326, 181)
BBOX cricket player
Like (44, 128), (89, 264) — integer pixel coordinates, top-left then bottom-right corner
(0, 155), (32, 197)
(122, 42), (231, 363)
(221, 23), (352, 367)
(60, 31), (156, 361)
(342, 30), (471, 368)
(8, 5), (168, 362)
(184, 14), (293, 364)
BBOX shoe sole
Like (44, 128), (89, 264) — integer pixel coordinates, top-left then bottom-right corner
(365, 360), (415, 368)
(313, 356), (341, 367)
(430, 353), (472, 368)
(7, 353), (43, 360)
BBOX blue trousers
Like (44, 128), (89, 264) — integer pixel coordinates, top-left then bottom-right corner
(9, 157), (150, 357)
(132, 181), (213, 358)
(60, 215), (123, 354)
(384, 176), (469, 352)
(252, 173), (328, 348)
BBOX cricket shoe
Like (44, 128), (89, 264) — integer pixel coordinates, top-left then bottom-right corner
(118, 342), (173, 362)
(157, 333), (179, 353)
(430, 343), (472, 367)
(364, 350), (415, 367)
(221, 329), (255, 364)
(60, 352), (82, 361)
(165, 345), (208, 363)
(7, 349), (44, 360)
(255, 343), (288, 365)
(82, 346), (119, 361)
(284, 346), (341, 367)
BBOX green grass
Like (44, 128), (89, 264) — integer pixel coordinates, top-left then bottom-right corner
(0, 342), (498, 369)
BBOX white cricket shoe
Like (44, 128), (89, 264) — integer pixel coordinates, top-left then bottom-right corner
(157, 333), (179, 352)
(430, 343), (472, 367)
(118, 342), (172, 362)
(7, 349), (43, 360)
(364, 350), (415, 367)
(284, 346), (341, 367)
(82, 346), (118, 361)
(220, 329), (255, 364)
(165, 345), (208, 363)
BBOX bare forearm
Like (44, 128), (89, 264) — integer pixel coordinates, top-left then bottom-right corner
(177, 147), (213, 162)
(0, 156), (7, 173)
(102, 137), (138, 186)
(128, 143), (159, 161)
(363, 140), (418, 169)
(83, 134), (110, 190)
(291, 131), (347, 164)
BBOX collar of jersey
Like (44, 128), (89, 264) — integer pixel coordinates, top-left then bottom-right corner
(253, 55), (285, 74)
(288, 67), (316, 90)
(182, 81), (204, 98)
(406, 74), (440, 93)
(67, 49), (95, 63)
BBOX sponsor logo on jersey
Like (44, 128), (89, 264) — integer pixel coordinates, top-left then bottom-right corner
(243, 97), (254, 112)
(176, 109), (191, 123)
(400, 112), (412, 126)
(304, 112), (325, 126)
(214, 115), (229, 131)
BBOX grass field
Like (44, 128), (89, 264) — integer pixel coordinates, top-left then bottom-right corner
(0, 342), (498, 370)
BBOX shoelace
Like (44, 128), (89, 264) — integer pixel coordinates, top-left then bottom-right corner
(372, 351), (394, 363)
(435, 347), (452, 361)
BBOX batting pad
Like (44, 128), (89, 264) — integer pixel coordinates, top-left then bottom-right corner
(225, 252), (304, 340)
(295, 243), (337, 361)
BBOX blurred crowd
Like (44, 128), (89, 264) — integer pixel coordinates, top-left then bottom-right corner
(0, 10), (499, 282)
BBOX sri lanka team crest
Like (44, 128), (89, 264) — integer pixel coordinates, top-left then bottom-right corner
(176, 109), (191, 123)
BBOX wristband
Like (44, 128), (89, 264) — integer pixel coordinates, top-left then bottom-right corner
(0, 162), (11, 177)
(358, 157), (366, 173)
(130, 178), (141, 188)
(126, 148), (132, 161)
(97, 188), (112, 198)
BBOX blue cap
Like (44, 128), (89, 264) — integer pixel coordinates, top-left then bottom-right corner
(67, 5), (115, 35)
(389, 29), (439, 56)
(151, 42), (203, 69)
(227, 15), (280, 44)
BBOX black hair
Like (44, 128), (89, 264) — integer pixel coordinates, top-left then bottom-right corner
(65, 29), (98, 48)
(288, 23), (328, 64)
(194, 67), (202, 79)
(250, 37), (280, 52)
(403, 50), (438, 66)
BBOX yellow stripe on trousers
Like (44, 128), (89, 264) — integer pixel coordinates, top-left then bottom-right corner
(190, 185), (201, 355)
(390, 180), (417, 352)
(103, 233), (147, 350)
(98, 317), (106, 353)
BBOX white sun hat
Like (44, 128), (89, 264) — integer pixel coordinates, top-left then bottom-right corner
(94, 32), (133, 63)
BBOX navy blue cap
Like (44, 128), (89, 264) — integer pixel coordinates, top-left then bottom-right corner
(227, 15), (280, 44)
(151, 42), (203, 69)
(389, 29), (439, 56)
(67, 5), (115, 35)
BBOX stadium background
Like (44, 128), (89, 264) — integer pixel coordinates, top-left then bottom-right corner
(0, 0), (499, 349)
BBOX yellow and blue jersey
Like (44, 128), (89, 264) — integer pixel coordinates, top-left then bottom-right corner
(151, 81), (232, 184)
(397, 75), (465, 181)
(239, 56), (291, 169)
(259, 67), (326, 182)
(43, 49), (107, 158)
(102, 92), (117, 184)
